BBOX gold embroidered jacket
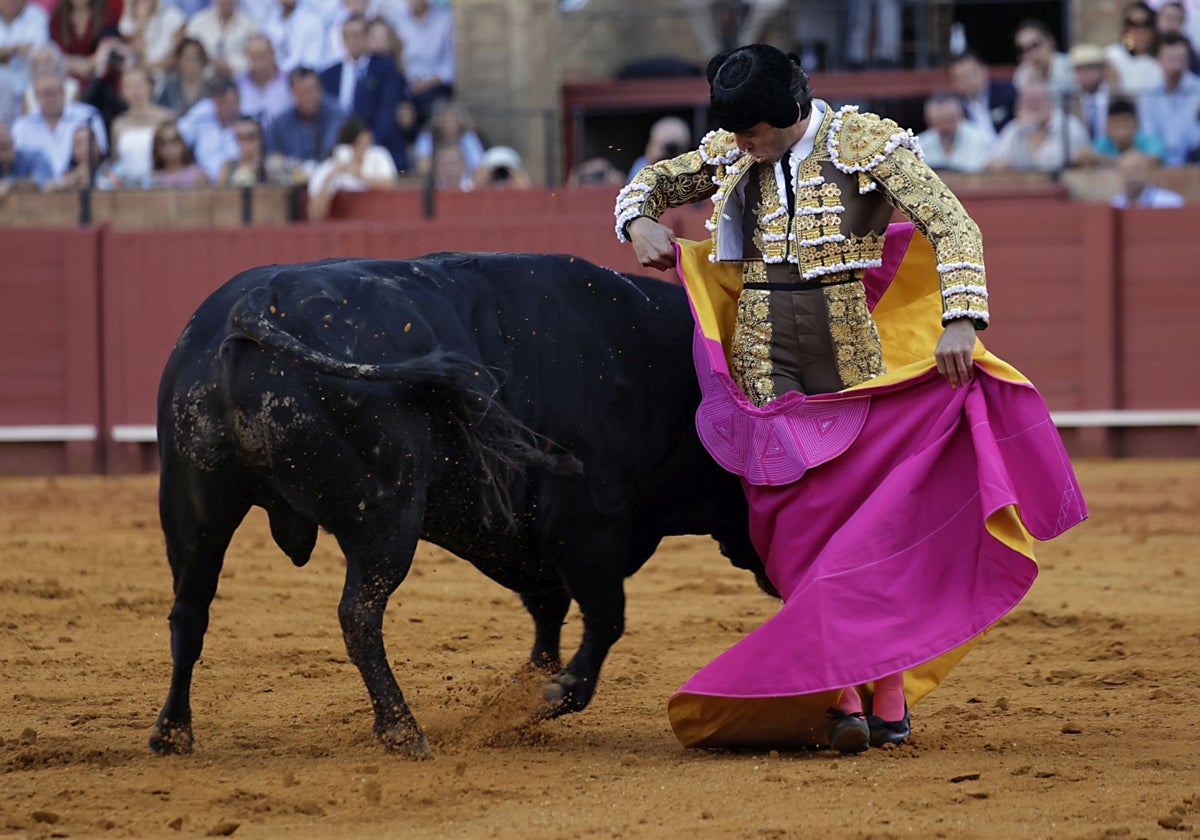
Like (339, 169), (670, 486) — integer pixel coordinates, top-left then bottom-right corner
(614, 102), (989, 328)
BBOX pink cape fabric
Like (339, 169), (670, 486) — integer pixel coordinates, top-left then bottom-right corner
(666, 224), (1087, 749)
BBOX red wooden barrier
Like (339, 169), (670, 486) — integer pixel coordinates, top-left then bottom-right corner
(4, 195), (1200, 473)
(1113, 207), (1200, 456)
(0, 228), (101, 473)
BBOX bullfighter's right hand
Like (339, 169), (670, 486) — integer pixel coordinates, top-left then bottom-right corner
(628, 217), (678, 271)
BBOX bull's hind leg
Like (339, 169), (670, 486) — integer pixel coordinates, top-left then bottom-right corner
(150, 467), (250, 755)
(335, 507), (430, 758)
(519, 587), (571, 673)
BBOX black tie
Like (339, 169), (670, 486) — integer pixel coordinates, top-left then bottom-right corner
(784, 151), (797, 217)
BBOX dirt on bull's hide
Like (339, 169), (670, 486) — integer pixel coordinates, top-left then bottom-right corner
(1, 461), (1198, 839)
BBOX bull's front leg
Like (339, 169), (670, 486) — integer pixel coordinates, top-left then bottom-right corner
(541, 564), (626, 717)
(337, 530), (429, 758)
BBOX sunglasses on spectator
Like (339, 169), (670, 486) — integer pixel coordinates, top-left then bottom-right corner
(235, 131), (260, 141)
(158, 134), (182, 144)
(1016, 37), (1044, 54)
(1125, 18), (1154, 27)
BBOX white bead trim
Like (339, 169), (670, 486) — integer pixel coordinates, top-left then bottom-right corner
(942, 284), (989, 298)
(700, 130), (744, 165)
(797, 234), (847, 247)
(796, 204), (844, 216)
(943, 308), (990, 323)
(828, 104), (925, 176)
(801, 258), (883, 280)
(937, 261), (986, 273)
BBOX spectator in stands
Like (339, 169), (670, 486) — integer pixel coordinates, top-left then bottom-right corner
(1138, 31), (1200, 164)
(472, 143), (531, 190)
(365, 14), (398, 65)
(0, 0), (50, 106)
(0, 120), (53, 188)
(306, 113), (397, 219)
(183, 0), (258, 77)
(22, 41), (76, 112)
(235, 33), (288, 123)
(155, 36), (208, 115)
(11, 67), (106, 176)
(108, 63), (170, 181)
(1154, 1), (1200, 72)
(215, 111), (259, 183)
(1090, 96), (1167, 163)
(985, 80), (1090, 173)
(364, 15), (418, 159)
(1111, 148), (1185, 206)
(845, 0), (901, 70)
(916, 91), (991, 173)
(567, 155), (625, 187)
(319, 13), (409, 171)
(1106, 2), (1166, 95)
(429, 137), (468, 189)
(43, 120), (100, 188)
(1070, 43), (1113, 140)
(264, 64), (343, 175)
(947, 50), (1015, 142)
(117, 0), (183, 72)
(322, 0), (368, 66)
(48, 0), (119, 84)
(386, 0), (452, 128)
(1012, 19), (1075, 97)
(260, 0), (325, 74)
(176, 69), (236, 179)
(412, 97), (481, 180)
(147, 116), (206, 184)
(628, 114), (690, 180)
(77, 32), (136, 132)
(217, 113), (288, 184)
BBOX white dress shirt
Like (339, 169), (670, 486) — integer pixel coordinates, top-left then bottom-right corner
(11, 101), (108, 178)
(0, 1), (49, 99)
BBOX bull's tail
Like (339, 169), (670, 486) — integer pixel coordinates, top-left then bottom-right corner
(224, 287), (580, 529)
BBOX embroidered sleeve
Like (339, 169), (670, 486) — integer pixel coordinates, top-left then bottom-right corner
(613, 149), (720, 242)
(866, 144), (990, 329)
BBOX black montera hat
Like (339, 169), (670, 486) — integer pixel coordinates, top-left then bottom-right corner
(707, 44), (809, 133)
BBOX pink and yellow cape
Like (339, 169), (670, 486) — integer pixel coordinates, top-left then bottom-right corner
(667, 223), (1087, 749)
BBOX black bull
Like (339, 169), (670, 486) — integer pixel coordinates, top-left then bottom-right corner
(149, 252), (770, 758)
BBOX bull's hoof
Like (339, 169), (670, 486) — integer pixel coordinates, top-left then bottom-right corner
(541, 671), (591, 718)
(374, 725), (432, 759)
(148, 721), (194, 755)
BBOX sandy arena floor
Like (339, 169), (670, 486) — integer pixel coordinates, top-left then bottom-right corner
(1, 459), (1198, 839)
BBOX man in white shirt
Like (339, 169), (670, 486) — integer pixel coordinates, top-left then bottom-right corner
(11, 72), (107, 178)
(0, 0), (48, 103)
(235, 34), (290, 124)
(177, 73), (240, 180)
(384, 0), (452, 125)
(917, 92), (992, 173)
(1111, 148), (1187, 207)
(260, 0), (327, 74)
(184, 0), (259, 76)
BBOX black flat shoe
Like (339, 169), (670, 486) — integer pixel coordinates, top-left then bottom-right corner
(826, 708), (869, 754)
(867, 710), (911, 747)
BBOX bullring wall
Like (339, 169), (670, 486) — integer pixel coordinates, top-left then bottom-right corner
(1, 189), (1198, 474)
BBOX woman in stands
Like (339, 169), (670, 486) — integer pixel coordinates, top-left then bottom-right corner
(155, 38), (209, 117)
(108, 64), (172, 183)
(148, 119), (207, 187)
(49, 0), (121, 83)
